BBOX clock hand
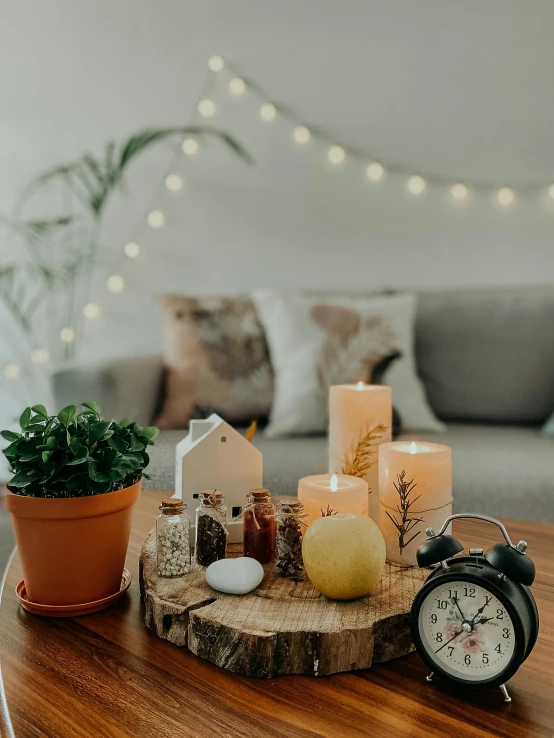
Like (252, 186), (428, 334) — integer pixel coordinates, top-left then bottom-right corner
(474, 616), (494, 625)
(452, 596), (465, 621)
(435, 629), (463, 654)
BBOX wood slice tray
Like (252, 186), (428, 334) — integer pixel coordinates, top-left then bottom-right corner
(139, 530), (428, 678)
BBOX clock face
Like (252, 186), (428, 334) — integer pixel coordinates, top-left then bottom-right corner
(418, 579), (516, 682)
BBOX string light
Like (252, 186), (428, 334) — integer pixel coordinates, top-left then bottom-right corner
(548, 184), (554, 200)
(124, 241), (140, 258)
(197, 98), (216, 118)
(451, 182), (469, 202)
(497, 186), (515, 207)
(165, 174), (184, 192)
(31, 348), (49, 364)
(207, 55), (224, 72)
(107, 274), (125, 293)
(3, 363), (20, 379)
(260, 103), (277, 122)
(366, 162), (385, 182)
(83, 303), (100, 319)
(182, 138), (199, 155)
(327, 145), (346, 165)
(293, 126), (311, 144)
(407, 175), (426, 195)
(147, 210), (165, 228)
(60, 327), (75, 344)
(229, 77), (246, 96)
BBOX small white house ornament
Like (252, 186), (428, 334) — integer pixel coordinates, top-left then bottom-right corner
(175, 414), (263, 543)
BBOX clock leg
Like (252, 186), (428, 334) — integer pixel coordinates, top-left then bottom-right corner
(499, 684), (512, 703)
(425, 672), (434, 683)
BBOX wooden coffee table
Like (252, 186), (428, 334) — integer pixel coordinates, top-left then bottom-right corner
(0, 491), (552, 737)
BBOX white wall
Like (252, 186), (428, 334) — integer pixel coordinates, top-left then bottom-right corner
(2, 0), (554, 366)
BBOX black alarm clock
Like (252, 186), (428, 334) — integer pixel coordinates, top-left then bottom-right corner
(410, 513), (539, 703)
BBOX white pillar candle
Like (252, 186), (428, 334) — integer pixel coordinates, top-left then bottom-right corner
(298, 473), (368, 526)
(329, 383), (392, 523)
(378, 441), (452, 566)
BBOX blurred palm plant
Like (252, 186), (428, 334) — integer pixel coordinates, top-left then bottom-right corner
(0, 126), (251, 376)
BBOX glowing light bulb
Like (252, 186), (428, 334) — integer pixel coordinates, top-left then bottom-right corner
(356, 380), (366, 390)
(328, 145), (346, 165)
(548, 184), (554, 200)
(31, 348), (49, 364)
(147, 210), (165, 228)
(451, 183), (468, 202)
(330, 474), (339, 492)
(3, 362), (20, 379)
(409, 441), (418, 454)
(407, 175), (426, 195)
(293, 126), (311, 144)
(165, 174), (184, 192)
(60, 327), (75, 344)
(260, 103), (277, 121)
(182, 138), (200, 155)
(124, 241), (140, 258)
(229, 77), (246, 96)
(497, 186), (514, 207)
(197, 98), (216, 118)
(83, 303), (100, 319)
(107, 274), (124, 293)
(207, 55), (224, 72)
(366, 162), (385, 181)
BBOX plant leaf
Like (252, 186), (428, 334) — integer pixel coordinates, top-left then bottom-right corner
(19, 408), (31, 430)
(58, 405), (77, 427)
(140, 426), (159, 441)
(81, 401), (99, 414)
(89, 462), (110, 483)
(89, 420), (112, 445)
(31, 404), (48, 418)
(1, 430), (20, 442)
(108, 436), (127, 454)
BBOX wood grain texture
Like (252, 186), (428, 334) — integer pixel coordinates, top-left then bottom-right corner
(0, 490), (553, 738)
(141, 533), (428, 677)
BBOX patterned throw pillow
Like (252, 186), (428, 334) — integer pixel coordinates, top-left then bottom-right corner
(155, 295), (273, 429)
(252, 290), (444, 437)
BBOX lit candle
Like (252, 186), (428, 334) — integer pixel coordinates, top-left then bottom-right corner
(329, 383), (392, 523)
(378, 441), (452, 565)
(298, 473), (368, 526)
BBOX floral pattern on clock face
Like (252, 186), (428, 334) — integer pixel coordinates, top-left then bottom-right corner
(418, 580), (516, 682)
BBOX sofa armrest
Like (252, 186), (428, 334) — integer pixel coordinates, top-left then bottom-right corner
(52, 354), (164, 426)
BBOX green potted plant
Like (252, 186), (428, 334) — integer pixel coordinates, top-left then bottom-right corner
(2, 402), (158, 609)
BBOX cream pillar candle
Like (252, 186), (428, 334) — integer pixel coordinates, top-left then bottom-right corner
(298, 473), (368, 526)
(378, 441), (452, 566)
(329, 383), (392, 523)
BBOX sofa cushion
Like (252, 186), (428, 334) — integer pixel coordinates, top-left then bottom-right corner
(145, 424), (554, 524)
(416, 286), (554, 423)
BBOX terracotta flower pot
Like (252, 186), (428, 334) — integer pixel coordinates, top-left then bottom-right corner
(5, 479), (141, 606)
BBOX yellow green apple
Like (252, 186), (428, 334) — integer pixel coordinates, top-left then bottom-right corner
(302, 513), (386, 600)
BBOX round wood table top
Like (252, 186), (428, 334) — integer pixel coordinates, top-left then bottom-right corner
(0, 491), (553, 738)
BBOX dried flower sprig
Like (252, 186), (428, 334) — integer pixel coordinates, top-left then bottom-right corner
(341, 422), (388, 479)
(321, 505), (338, 517)
(385, 469), (424, 555)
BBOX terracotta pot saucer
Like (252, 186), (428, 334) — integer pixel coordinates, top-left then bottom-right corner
(15, 569), (132, 617)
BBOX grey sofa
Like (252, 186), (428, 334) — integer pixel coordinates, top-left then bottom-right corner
(53, 286), (554, 524)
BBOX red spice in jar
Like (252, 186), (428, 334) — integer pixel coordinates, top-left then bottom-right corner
(243, 488), (275, 564)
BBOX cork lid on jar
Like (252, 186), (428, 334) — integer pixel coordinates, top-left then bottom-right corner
(200, 489), (224, 506)
(248, 488), (271, 503)
(160, 498), (185, 514)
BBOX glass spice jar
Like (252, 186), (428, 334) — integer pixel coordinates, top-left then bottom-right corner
(243, 488), (275, 564)
(195, 489), (228, 567)
(156, 498), (191, 578)
(275, 499), (305, 580)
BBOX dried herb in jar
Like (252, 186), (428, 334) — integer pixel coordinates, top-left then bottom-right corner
(275, 500), (306, 580)
(195, 490), (228, 567)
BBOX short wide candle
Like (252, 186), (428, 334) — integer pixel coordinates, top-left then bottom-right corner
(329, 383), (392, 524)
(298, 473), (368, 526)
(378, 441), (452, 566)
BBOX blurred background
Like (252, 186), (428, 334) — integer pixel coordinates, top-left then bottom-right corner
(1, 1), (554, 514)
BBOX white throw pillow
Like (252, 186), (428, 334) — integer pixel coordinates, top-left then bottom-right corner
(252, 290), (444, 437)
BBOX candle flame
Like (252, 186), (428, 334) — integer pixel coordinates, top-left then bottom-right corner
(330, 474), (338, 492)
(409, 441), (418, 454)
(356, 381), (366, 390)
